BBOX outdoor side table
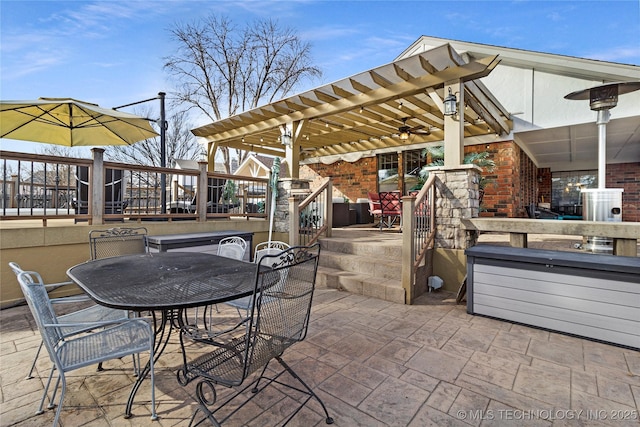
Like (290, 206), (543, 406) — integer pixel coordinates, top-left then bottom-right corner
(67, 252), (258, 419)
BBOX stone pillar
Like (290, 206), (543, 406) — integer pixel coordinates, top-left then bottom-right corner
(430, 165), (481, 291)
(275, 178), (311, 234)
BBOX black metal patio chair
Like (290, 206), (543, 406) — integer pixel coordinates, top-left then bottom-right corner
(176, 243), (333, 426)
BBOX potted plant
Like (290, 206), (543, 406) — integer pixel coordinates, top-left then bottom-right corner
(414, 144), (495, 205)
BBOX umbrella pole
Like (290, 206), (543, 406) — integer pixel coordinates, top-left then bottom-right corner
(267, 159), (281, 246)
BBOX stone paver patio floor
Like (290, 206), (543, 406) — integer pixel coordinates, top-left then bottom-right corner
(1, 288), (639, 426)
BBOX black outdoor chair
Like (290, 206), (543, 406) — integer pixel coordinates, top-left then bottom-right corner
(176, 243), (333, 426)
(73, 166), (128, 223)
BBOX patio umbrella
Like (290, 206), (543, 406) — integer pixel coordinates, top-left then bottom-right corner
(0, 97), (158, 147)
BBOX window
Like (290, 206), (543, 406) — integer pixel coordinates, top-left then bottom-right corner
(404, 150), (425, 193)
(551, 170), (596, 216)
(377, 153), (398, 192)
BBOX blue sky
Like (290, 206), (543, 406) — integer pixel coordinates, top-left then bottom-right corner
(1, 0), (639, 153)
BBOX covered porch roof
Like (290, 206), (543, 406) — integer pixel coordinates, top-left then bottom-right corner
(192, 44), (512, 175)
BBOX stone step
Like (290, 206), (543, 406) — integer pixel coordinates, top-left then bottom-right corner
(318, 250), (401, 281)
(316, 265), (405, 304)
(319, 235), (403, 261)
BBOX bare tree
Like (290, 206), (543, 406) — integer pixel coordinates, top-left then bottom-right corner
(105, 108), (203, 167)
(164, 15), (321, 172)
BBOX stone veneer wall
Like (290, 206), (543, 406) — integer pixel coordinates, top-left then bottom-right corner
(431, 166), (481, 250)
(273, 179), (311, 233)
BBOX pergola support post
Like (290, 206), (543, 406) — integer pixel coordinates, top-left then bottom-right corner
(444, 80), (465, 168)
(90, 148), (105, 225)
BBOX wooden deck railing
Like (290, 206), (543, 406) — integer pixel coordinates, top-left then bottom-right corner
(290, 178), (332, 246)
(0, 149), (269, 225)
(401, 174), (437, 303)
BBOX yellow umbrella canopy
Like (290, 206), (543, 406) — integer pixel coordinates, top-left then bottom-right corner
(0, 97), (158, 146)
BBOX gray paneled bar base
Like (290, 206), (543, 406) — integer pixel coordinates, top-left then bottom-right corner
(466, 245), (640, 349)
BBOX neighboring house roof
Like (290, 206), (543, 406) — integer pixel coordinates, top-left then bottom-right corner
(234, 154), (290, 179)
(174, 158), (226, 173)
(235, 154), (273, 177)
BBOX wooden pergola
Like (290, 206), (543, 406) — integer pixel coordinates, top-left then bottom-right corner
(193, 43), (512, 178)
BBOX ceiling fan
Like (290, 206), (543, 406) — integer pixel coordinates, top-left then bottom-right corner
(398, 117), (430, 140)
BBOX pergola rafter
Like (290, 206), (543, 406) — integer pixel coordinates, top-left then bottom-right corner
(192, 43), (512, 175)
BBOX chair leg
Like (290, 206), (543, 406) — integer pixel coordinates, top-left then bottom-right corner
(274, 356), (334, 425)
(37, 367), (55, 415)
(48, 374), (62, 410)
(51, 376), (67, 427)
(26, 341), (43, 379)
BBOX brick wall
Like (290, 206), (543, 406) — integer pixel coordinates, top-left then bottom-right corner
(301, 156), (378, 202)
(537, 168), (552, 205)
(606, 162), (640, 222)
(300, 148), (638, 222)
(471, 142), (520, 217)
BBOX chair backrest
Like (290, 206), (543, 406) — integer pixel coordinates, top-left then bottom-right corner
(379, 191), (402, 215)
(8, 261), (23, 277)
(247, 244), (321, 373)
(16, 271), (64, 358)
(75, 166), (127, 214)
(217, 236), (247, 260)
(89, 227), (148, 260)
(368, 191), (381, 214)
(254, 240), (290, 265)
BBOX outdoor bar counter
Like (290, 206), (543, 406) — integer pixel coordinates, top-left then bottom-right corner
(465, 245), (640, 349)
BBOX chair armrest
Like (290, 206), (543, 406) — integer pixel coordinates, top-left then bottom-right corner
(181, 317), (249, 344)
(50, 294), (92, 304)
(44, 281), (91, 303)
(44, 317), (152, 338)
(43, 281), (76, 289)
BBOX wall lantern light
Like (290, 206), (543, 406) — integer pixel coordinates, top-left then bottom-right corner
(280, 125), (292, 146)
(443, 87), (458, 117)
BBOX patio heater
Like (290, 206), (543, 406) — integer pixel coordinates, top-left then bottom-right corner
(564, 82), (640, 253)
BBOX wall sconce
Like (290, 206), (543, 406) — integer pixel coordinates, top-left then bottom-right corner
(280, 125), (292, 146)
(443, 87), (458, 117)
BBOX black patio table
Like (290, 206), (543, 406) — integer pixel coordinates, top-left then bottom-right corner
(66, 251), (258, 419)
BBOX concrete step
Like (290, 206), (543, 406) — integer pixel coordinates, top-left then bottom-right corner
(316, 265), (405, 304)
(318, 250), (401, 281)
(319, 234), (403, 262)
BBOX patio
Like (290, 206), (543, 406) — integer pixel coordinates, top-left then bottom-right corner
(2, 286), (639, 426)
